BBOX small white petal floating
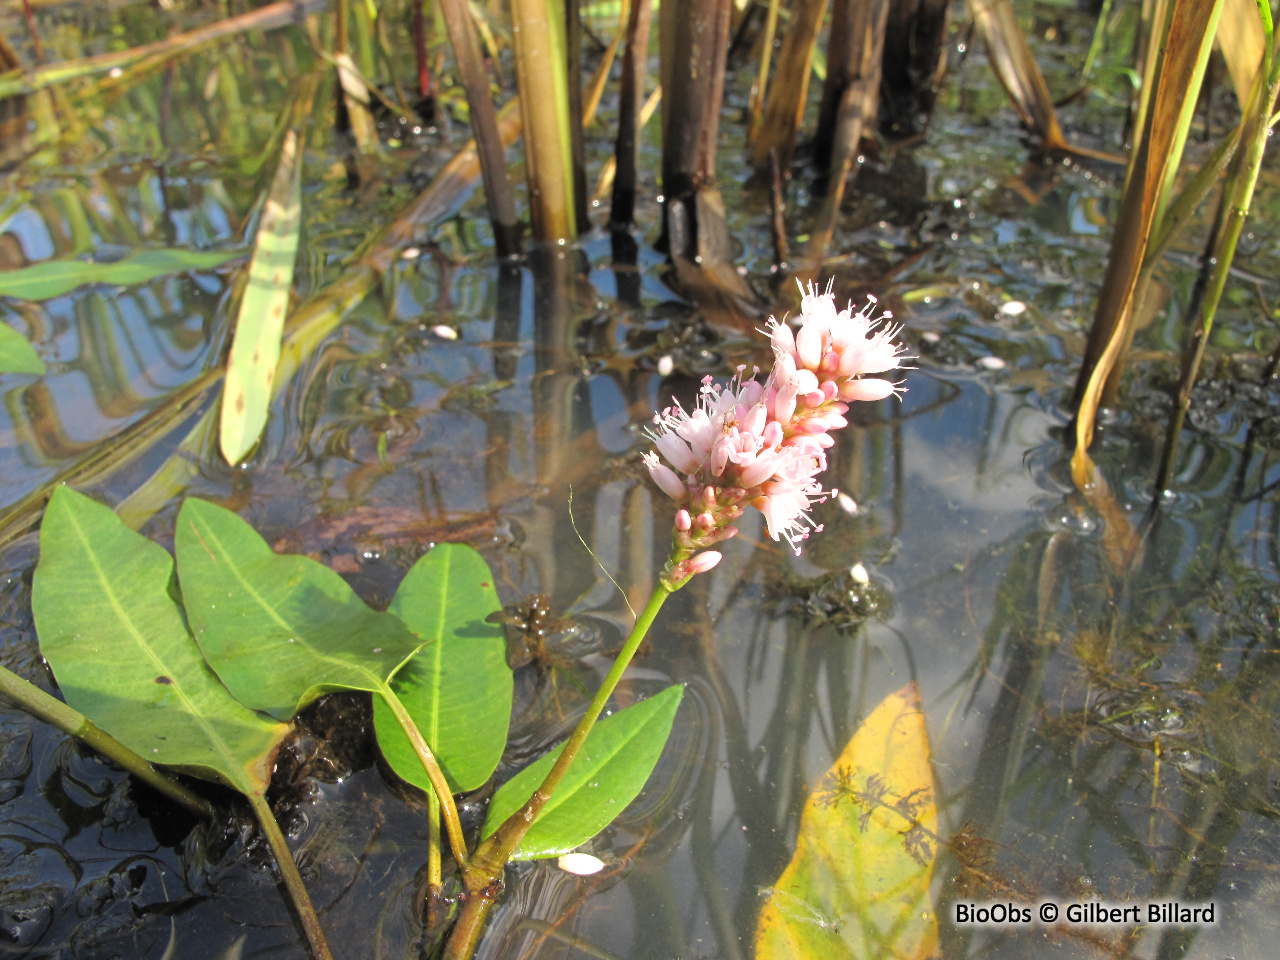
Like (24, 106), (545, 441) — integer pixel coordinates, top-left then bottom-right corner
(998, 300), (1027, 316)
(431, 325), (459, 341)
(850, 562), (870, 585)
(557, 853), (606, 876)
(977, 355), (1006, 370)
(657, 355), (675, 377)
(401, 247), (422, 260)
(836, 493), (858, 515)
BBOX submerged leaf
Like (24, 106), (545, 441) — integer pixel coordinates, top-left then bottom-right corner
(0, 323), (45, 375)
(0, 249), (237, 302)
(756, 683), (938, 960)
(31, 488), (288, 794)
(482, 684), (684, 859)
(373, 544), (511, 793)
(220, 128), (304, 465)
(174, 497), (424, 720)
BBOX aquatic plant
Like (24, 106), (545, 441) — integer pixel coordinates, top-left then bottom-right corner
(439, 280), (906, 958)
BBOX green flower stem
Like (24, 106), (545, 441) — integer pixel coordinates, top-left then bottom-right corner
(443, 584), (674, 959)
(246, 792), (334, 960)
(377, 684), (478, 882)
(0, 663), (214, 818)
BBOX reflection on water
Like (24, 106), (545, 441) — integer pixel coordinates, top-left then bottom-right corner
(3, 3), (1280, 960)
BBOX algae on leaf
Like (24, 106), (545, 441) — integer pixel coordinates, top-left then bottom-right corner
(756, 683), (938, 960)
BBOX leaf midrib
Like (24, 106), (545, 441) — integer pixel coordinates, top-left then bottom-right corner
(64, 506), (248, 791)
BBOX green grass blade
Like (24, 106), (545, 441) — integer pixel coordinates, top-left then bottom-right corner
(220, 128), (304, 465)
(0, 249), (237, 302)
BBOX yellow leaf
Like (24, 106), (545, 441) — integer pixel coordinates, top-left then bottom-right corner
(756, 683), (939, 960)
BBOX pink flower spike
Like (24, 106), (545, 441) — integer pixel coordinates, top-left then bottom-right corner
(686, 551), (722, 575)
(643, 453), (687, 501)
(675, 509), (692, 532)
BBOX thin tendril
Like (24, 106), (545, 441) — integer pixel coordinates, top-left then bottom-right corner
(567, 486), (637, 620)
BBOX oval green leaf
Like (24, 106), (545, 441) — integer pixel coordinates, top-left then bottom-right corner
(0, 322), (45, 375)
(755, 683), (938, 960)
(31, 487), (289, 794)
(0, 248), (238, 302)
(373, 544), (511, 793)
(220, 127), (303, 465)
(482, 684), (684, 860)
(174, 497), (424, 720)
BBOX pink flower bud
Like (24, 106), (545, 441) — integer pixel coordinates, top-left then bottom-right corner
(803, 389), (826, 408)
(656, 433), (700, 474)
(703, 486), (717, 507)
(793, 369), (820, 394)
(821, 380), (839, 401)
(740, 453), (778, 487)
(644, 454), (687, 501)
(741, 402), (767, 436)
(770, 320), (797, 359)
(675, 509), (692, 531)
(685, 551), (722, 575)
(710, 437), (731, 476)
(775, 384), (797, 423)
(762, 421), (783, 447)
(839, 378), (898, 402)
(796, 323), (823, 370)
(821, 352), (840, 374)
(697, 512), (715, 530)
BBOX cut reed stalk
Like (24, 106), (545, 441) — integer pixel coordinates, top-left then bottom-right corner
(660, 0), (732, 259)
(877, 0), (949, 137)
(511, 0), (577, 243)
(612, 0), (652, 225)
(439, 0), (522, 253)
(804, 0), (890, 268)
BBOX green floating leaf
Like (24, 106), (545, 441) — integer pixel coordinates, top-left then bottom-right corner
(31, 487), (289, 794)
(0, 248), (238, 302)
(174, 497), (424, 721)
(482, 684), (684, 860)
(755, 683), (938, 960)
(373, 544), (511, 793)
(0, 322), (45, 375)
(220, 127), (303, 465)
